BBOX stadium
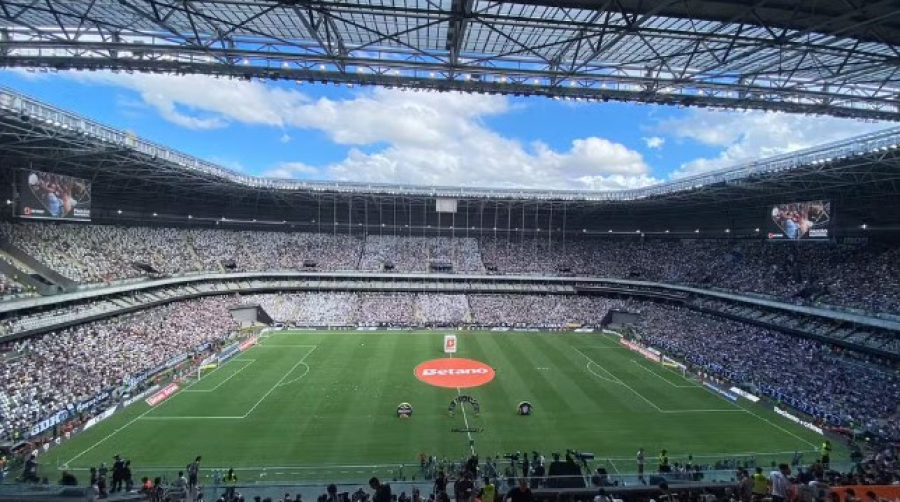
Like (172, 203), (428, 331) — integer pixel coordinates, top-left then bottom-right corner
(0, 1), (898, 502)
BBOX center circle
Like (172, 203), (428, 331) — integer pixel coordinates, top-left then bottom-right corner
(414, 358), (495, 388)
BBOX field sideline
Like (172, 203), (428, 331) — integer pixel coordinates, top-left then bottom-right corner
(45, 330), (831, 482)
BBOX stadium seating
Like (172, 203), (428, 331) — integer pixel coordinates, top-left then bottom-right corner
(1, 222), (898, 314)
(0, 222), (897, 314)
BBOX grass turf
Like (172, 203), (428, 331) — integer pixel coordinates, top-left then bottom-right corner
(44, 330), (830, 482)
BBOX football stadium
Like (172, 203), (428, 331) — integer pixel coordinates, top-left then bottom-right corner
(0, 1), (898, 502)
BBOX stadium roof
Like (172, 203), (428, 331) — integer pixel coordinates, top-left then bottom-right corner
(2, 85), (900, 233)
(0, 0), (898, 120)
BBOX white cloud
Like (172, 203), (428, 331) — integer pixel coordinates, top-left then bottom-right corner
(261, 162), (320, 179)
(279, 132), (291, 144)
(642, 136), (665, 149)
(657, 110), (893, 178)
(65, 72), (658, 190)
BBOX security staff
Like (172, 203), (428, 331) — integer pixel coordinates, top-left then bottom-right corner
(751, 467), (768, 498)
(224, 468), (238, 501)
(821, 440), (832, 469)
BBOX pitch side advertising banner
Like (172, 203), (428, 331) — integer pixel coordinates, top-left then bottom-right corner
(146, 383), (179, 407)
(767, 200), (831, 240)
(18, 170), (92, 221)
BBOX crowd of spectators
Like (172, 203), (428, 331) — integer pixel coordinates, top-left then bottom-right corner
(357, 294), (416, 326)
(0, 222), (897, 314)
(243, 293), (358, 325)
(468, 295), (627, 326)
(415, 294), (471, 324)
(0, 271), (25, 297)
(636, 304), (900, 439)
(0, 296), (235, 440)
(234, 294), (623, 327)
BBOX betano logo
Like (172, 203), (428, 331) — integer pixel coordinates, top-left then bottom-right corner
(415, 358), (495, 388)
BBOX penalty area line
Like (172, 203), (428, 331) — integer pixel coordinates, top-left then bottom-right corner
(241, 346), (317, 418)
(574, 347), (665, 413)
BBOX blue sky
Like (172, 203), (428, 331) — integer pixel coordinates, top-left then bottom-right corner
(0, 69), (891, 190)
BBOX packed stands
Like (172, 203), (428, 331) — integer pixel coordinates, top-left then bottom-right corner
(1, 222), (897, 315)
(356, 293), (416, 326)
(637, 305), (900, 440)
(468, 295), (627, 326)
(415, 294), (471, 324)
(0, 296), (234, 441)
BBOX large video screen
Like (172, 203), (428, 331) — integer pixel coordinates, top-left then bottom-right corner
(18, 170), (92, 221)
(767, 200), (831, 240)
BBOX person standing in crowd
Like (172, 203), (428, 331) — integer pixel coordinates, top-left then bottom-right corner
(809, 472), (830, 502)
(504, 478), (533, 502)
(59, 470), (78, 486)
(23, 454), (39, 483)
(751, 467), (768, 500)
(658, 449), (670, 473)
(188, 455), (202, 490)
(482, 477), (495, 502)
(821, 440), (832, 470)
(769, 464), (792, 502)
(737, 468), (753, 502)
(86, 479), (100, 502)
(636, 448), (645, 482)
(456, 472), (475, 502)
(112, 454), (125, 493)
(123, 460), (133, 492)
(224, 468), (238, 501)
(0, 455), (6, 483)
(370, 477), (392, 502)
(434, 470), (448, 495)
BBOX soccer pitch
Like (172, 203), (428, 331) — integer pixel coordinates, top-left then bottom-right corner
(48, 330), (829, 482)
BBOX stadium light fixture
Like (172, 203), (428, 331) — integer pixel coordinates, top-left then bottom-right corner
(755, 228), (760, 232)
(725, 229), (730, 233)
(665, 230), (670, 233)
(695, 229), (699, 233)
(608, 229), (612, 233)
(117, 209), (122, 214)
(5, 200), (11, 205)
(188, 215), (193, 219)
(861, 224), (868, 229)
(152, 213), (157, 217)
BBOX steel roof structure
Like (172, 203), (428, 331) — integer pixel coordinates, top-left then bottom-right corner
(0, 0), (899, 120)
(1, 86), (900, 235)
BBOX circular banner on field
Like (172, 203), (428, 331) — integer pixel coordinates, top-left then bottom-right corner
(415, 358), (495, 388)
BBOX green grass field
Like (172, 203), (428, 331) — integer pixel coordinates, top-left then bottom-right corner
(45, 330), (830, 483)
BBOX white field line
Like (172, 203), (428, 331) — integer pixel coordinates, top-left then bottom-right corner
(447, 353), (476, 456)
(66, 350), (240, 465)
(736, 403), (818, 449)
(631, 360), (697, 388)
(653, 355), (819, 450)
(276, 364), (310, 387)
(456, 387), (476, 456)
(255, 345), (319, 348)
(184, 359), (256, 393)
(574, 347), (739, 414)
(240, 346), (317, 418)
(583, 362), (627, 386)
(67, 345), (314, 464)
(574, 347), (665, 412)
